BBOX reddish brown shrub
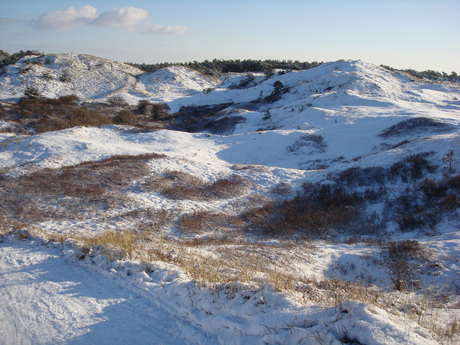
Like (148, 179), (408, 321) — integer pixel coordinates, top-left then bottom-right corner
(113, 110), (137, 125)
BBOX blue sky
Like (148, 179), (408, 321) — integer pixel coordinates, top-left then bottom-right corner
(1, 0), (459, 72)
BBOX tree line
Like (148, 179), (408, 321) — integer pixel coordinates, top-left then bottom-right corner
(0, 50), (44, 68)
(127, 59), (323, 76)
(380, 64), (459, 82)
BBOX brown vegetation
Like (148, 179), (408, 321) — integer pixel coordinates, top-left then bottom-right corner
(0, 153), (165, 224)
(141, 170), (250, 201)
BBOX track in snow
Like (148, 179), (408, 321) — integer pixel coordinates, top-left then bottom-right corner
(0, 239), (214, 345)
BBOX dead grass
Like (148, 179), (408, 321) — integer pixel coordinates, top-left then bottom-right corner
(76, 230), (136, 261)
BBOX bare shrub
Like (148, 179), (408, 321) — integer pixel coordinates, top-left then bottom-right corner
(203, 175), (249, 199)
(34, 118), (69, 133)
(241, 182), (362, 237)
(137, 101), (168, 120)
(270, 182), (292, 196)
(384, 240), (434, 291)
(390, 152), (438, 182)
(0, 154), (165, 224)
(142, 171), (249, 200)
(107, 95), (128, 107)
(177, 211), (243, 235)
(379, 117), (453, 138)
(68, 108), (111, 127)
(151, 170), (205, 199)
(287, 134), (326, 153)
(392, 173), (459, 231)
(240, 203), (277, 232)
(41, 95), (79, 106)
(177, 211), (213, 234)
(335, 166), (386, 187)
(113, 109), (137, 125)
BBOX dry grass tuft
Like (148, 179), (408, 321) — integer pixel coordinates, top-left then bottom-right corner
(79, 230), (136, 261)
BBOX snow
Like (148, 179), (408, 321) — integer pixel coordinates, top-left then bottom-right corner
(0, 237), (440, 345)
(0, 237), (211, 345)
(0, 54), (459, 344)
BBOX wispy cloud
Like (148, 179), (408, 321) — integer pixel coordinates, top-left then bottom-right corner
(30, 5), (184, 34)
(144, 25), (188, 35)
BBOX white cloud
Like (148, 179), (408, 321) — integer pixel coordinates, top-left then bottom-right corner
(90, 7), (148, 31)
(32, 6), (149, 31)
(145, 25), (188, 35)
(33, 5), (98, 31)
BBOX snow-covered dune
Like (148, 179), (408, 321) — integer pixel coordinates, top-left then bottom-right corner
(0, 54), (143, 101)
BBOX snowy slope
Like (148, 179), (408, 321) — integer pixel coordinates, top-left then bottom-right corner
(0, 54), (220, 103)
(137, 66), (221, 102)
(0, 54), (143, 101)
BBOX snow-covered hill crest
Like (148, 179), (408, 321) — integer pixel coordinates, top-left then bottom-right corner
(0, 53), (220, 102)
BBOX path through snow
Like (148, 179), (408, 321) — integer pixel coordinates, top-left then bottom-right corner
(0, 238), (213, 345)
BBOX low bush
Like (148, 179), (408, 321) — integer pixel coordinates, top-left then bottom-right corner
(391, 173), (459, 232)
(0, 154), (165, 224)
(107, 96), (128, 107)
(383, 240), (434, 291)
(379, 117), (453, 138)
(137, 101), (168, 120)
(177, 211), (243, 234)
(287, 134), (326, 153)
(242, 182), (362, 237)
(335, 166), (386, 187)
(113, 110), (137, 125)
(141, 171), (249, 201)
(389, 152), (437, 182)
(68, 108), (111, 127)
(34, 118), (68, 133)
